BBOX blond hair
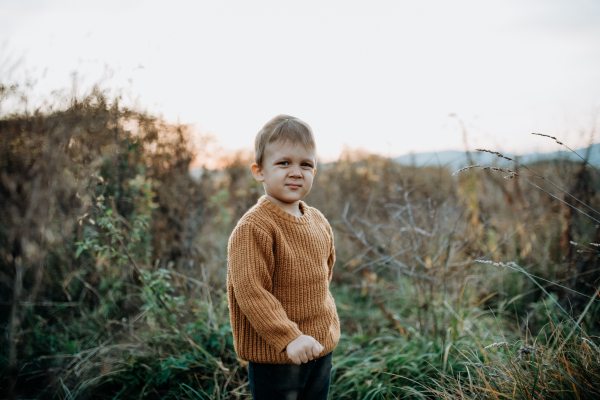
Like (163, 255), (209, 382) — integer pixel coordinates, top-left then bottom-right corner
(254, 115), (316, 167)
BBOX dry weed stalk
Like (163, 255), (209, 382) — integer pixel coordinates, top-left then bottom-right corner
(483, 341), (513, 349)
(452, 164), (480, 176)
(453, 148), (600, 224)
(532, 132), (600, 174)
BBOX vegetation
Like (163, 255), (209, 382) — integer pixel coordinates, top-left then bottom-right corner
(1, 79), (599, 399)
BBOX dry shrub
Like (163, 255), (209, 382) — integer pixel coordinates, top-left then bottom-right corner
(0, 84), (214, 398)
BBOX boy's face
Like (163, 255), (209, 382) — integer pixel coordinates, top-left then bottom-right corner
(252, 141), (316, 205)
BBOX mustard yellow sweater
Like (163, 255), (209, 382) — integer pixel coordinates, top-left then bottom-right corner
(226, 195), (340, 364)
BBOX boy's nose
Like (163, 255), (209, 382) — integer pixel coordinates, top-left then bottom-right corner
(289, 169), (303, 178)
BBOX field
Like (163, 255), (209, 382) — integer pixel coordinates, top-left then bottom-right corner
(1, 84), (600, 399)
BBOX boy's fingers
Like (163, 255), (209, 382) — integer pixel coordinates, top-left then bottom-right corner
(314, 340), (323, 354)
(300, 350), (309, 363)
(311, 342), (321, 358)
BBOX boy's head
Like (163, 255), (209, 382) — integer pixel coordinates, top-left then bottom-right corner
(252, 115), (317, 205)
(254, 115), (316, 168)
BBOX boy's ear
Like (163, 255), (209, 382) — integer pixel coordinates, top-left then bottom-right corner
(251, 163), (265, 182)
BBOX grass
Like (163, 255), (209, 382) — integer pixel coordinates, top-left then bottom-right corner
(427, 325), (600, 399)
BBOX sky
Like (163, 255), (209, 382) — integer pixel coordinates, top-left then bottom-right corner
(2, 0), (600, 165)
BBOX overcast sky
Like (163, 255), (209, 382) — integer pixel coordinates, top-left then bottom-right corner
(2, 0), (600, 164)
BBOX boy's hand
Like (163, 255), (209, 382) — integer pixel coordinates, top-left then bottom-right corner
(286, 335), (324, 365)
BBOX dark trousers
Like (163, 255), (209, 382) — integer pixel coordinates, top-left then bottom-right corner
(248, 352), (332, 400)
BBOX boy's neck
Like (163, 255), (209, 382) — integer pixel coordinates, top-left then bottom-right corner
(265, 195), (304, 217)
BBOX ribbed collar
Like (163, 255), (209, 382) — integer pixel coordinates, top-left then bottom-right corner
(257, 195), (311, 225)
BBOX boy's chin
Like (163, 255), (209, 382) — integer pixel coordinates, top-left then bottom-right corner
(269, 192), (308, 204)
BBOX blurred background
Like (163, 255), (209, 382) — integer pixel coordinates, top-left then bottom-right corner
(2, 1), (600, 399)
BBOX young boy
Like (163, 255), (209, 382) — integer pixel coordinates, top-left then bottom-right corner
(227, 115), (340, 399)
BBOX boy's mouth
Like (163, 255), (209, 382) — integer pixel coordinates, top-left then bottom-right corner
(286, 184), (301, 189)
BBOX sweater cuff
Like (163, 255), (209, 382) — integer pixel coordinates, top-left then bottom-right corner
(272, 326), (303, 354)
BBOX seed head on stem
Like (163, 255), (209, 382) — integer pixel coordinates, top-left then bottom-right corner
(532, 132), (563, 145)
(452, 164), (480, 176)
(484, 342), (513, 350)
(476, 149), (514, 162)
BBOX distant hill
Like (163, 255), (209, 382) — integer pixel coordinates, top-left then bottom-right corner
(189, 144), (600, 178)
(393, 143), (600, 169)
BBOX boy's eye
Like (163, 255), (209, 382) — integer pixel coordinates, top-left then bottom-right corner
(302, 163), (313, 168)
(278, 161), (290, 166)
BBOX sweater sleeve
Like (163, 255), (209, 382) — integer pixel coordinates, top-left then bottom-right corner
(326, 222), (336, 285)
(227, 222), (303, 353)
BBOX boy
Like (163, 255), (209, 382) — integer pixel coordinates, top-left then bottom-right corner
(227, 115), (340, 399)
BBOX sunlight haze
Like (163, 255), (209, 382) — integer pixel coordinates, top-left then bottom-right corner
(2, 0), (600, 164)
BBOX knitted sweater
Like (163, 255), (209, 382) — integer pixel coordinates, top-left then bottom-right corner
(226, 195), (340, 364)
